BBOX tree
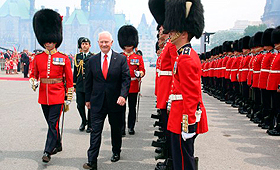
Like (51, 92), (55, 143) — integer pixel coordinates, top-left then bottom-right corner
(207, 30), (243, 50)
(243, 24), (267, 36)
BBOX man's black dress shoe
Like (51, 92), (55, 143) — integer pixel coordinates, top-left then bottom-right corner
(111, 153), (120, 162)
(83, 162), (97, 170)
(79, 123), (86, 131)
(42, 152), (51, 163)
(122, 131), (126, 137)
(128, 128), (135, 135)
(86, 127), (93, 133)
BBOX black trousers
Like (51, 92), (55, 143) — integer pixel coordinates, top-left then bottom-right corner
(170, 132), (197, 170)
(41, 104), (63, 154)
(76, 91), (91, 127)
(242, 82), (249, 99)
(122, 93), (138, 131)
(88, 97), (123, 163)
(23, 63), (29, 78)
(253, 88), (261, 112)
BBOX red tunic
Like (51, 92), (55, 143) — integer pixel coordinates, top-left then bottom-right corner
(225, 57), (234, 79)
(221, 56), (229, 78)
(267, 53), (280, 90)
(168, 44), (208, 134)
(247, 55), (256, 86)
(155, 55), (161, 96)
(156, 41), (177, 109)
(258, 52), (275, 89)
(252, 53), (264, 88)
(239, 54), (251, 82)
(124, 52), (145, 93)
(230, 56), (242, 82)
(216, 57), (223, 78)
(30, 49), (73, 105)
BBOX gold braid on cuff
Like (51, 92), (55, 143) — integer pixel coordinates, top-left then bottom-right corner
(67, 87), (74, 101)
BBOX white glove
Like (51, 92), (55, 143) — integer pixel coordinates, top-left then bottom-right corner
(29, 78), (38, 91)
(134, 70), (141, 78)
(181, 132), (196, 141)
(65, 100), (71, 105)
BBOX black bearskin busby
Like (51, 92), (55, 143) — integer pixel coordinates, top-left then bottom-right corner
(78, 37), (85, 49)
(241, 36), (251, 50)
(262, 28), (274, 47)
(149, 0), (165, 25)
(117, 25), (139, 49)
(163, 0), (204, 39)
(271, 26), (280, 45)
(253, 32), (263, 48)
(218, 45), (223, 55)
(233, 40), (239, 52)
(223, 41), (233, 53)
(33, 9), (63, 48)
(249, 36), (254, 49)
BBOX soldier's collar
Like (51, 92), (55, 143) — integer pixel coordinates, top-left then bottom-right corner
(177, 43), (192, 55)
(124, 51), (134, 56)
(45, 48), (57, 55)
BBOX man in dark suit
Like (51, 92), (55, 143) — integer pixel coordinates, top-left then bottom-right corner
(83, 31), (130, 170)
(4, 50), (11, 59)
(73, 37), (94, 133)
(21, 49), (30, 78)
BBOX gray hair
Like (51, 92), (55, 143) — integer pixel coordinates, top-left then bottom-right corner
(98, 31), (113, 41)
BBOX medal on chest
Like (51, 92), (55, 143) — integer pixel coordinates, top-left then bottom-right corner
(173, 61), (178, 75)
(53, 57), (65, 65)
(130, 58), (139, 65)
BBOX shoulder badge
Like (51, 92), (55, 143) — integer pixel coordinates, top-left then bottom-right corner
(182, 47), (191, 55)
(58, 51), (67, 56)
(35, 51), (44, 56)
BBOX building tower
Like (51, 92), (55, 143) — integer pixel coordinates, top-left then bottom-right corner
(262, 0), (280, 27)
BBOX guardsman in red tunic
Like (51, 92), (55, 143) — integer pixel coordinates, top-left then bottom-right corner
(220, 41), (232, 101)
(117, 25), (145, 135)
(230, 40), (242, 107)
(237, 36), (251, 114)
(256, 28), (275, 127)
(266, 27), (280, 136)
(164, 0), (208, 169)
(250, 32), (264, 121)
(29, 9), (73, 163)
(224, 42), (235, 104)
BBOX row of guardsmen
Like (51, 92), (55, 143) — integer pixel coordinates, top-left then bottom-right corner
(149, 0), (208, 170)
(200, 26), (280, 136)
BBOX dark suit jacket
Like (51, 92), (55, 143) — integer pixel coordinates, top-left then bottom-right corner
(85, 50), (131, 113)
(21, 53), (29, 64)
(73, 52), (94, 92)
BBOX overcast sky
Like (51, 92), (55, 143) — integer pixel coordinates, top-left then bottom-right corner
(0, 0), (266, 32)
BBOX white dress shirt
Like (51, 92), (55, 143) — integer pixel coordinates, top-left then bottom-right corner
(101, 50), (112, 71)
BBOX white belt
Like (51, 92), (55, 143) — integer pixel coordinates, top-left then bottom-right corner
(156, 69), (160, 73)
(241, 68), (249, 71)
(250, 69), (253, 71)
(169, 94), (183, 101)
(215, 68), (223, 70)
(221, 67), (226, 69)
(226, 69), (231, 71)
(260, 69), (270, 72)
(270, 70), (280, 73)
(131, 77), (138, 81)
(231, 69), (238, 71)
(253, 71), (261, 73)
(158, 70), (172, 77)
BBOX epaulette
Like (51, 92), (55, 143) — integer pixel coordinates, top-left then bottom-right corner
(182, 47), (191, 55)
(35, 51), (44, 56)
(58, 51), (67, 56)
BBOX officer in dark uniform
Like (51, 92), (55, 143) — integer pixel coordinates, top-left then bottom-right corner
(21, 49), (30, 78)
(73, 38), (94, 133)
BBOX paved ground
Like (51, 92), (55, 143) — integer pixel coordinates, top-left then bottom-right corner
(0, 66), (280, 170)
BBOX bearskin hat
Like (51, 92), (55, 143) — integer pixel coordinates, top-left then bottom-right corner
(218, 45), (223, 55)
(271, 26), (280, 45)
(262, 28), (274, 47)
(117, 25), (139, 49)
(206, 51), (211, 59)
(232, 40), (239, 52)
(163, 0), (204, 39)
(240, 36), (250, 50)
(253, 32), (263, 47)
(149, 0), (165, 25)
(33, 9), (63, 48)
(223, 41), (233, 52)
(78, 37), (85, 49)
(249, 36), (254, 49)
